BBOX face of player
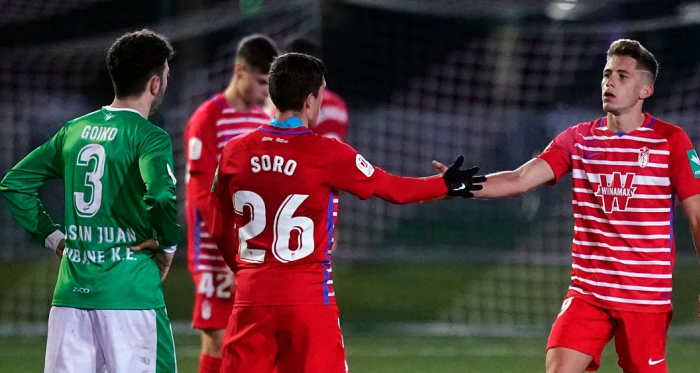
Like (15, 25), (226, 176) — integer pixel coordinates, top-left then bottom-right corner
(239, 67), (270, 108)
(601, 55), (653, 115)
(149, 62), (169, 116)
(307, 81), (326, 127)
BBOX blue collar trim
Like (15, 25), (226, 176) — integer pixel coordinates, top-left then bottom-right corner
(271, 116), (304, 129)
(258, 127), (312, 136)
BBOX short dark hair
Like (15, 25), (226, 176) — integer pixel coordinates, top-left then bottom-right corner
(106, 29), (174, 98)
(607, 39), (659, 83)
(236, 34), (279, 74)
(284, 37), (318, 57)
(269, 53), (326, 112)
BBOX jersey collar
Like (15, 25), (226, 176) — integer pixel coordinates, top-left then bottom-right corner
(258, 123), (312, 136)
(102, 106), (144, 118)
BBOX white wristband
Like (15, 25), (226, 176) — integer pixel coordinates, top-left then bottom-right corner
(162, 245), (177, 254)
(44, 230), (65, 252)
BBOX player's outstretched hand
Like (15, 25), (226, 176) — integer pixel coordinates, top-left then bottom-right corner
(442, 156), (487, 198)
(130, 239), (174, 282)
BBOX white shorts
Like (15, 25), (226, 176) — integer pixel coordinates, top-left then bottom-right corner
(44, 306), (177, 373)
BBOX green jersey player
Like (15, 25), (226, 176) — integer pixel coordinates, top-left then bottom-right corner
(0, 30), (183, 373)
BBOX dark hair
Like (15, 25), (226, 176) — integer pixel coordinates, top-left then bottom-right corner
(284, 36), (318, 57)
(607, 39), (659, 83)
(236, 34), (279, 74)
(106, 29), (174, 98)
(269, 53), (326, 112)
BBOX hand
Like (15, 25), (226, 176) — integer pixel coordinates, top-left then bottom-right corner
(130, 239), (174, 282)
(56, 239), (65, 259)
(441, 156), (487, 198)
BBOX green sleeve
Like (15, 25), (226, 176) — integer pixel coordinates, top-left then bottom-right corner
(138, 128), (184, 247)
(0, 128), (64, 244)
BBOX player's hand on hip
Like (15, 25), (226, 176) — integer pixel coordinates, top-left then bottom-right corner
(441, 156), (487, 198)
(130, 239), (173, 281)
(55, 239), (65, 259)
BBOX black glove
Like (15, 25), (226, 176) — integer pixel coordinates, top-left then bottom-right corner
(442, 156), (487, 198)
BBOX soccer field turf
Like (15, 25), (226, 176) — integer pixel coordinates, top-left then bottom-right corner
(2, 334), (700, 372)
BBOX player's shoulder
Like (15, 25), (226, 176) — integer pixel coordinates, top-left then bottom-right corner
(189, 95), (227, 122)
(646, 115), (688, 141)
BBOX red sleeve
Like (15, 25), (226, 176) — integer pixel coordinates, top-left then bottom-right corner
(185, 104), (220, 228)
(324, 140), (446, 202)
(373, 173), (447, 204)
(537, 125), (577, 185)
(669, 129), (700, 201)
(208, 148), (238, 271)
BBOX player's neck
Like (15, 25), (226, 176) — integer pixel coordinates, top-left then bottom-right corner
(109, 97), (150, 119)
(223, 83), (253, 112)
(606, 110), (645, 134)
(277, 111), (309, 128)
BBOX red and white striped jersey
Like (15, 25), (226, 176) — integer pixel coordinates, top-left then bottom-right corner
(311, 89), (348, 141)
(184, 93), (271, 273)
(539, 113), (700, 312)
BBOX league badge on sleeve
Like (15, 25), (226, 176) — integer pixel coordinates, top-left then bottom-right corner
(687, 149), (700, 179)
(355, 154), (375, 177)
(638, 147), (649, 168)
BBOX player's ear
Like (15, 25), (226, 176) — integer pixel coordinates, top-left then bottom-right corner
(234, 63), (245, 77)
(304, 92), (315, 110)
(149, 75), (160, 97)
(640, 84), (654, 100)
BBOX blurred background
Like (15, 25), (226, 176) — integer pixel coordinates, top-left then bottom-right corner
(2, 0), (700, 371)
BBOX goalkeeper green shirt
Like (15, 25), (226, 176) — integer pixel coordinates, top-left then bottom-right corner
(0, 106), (183, 310)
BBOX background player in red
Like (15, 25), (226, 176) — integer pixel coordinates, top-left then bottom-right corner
(208, 52), (485, 373)
(284, 36), (349, 142)
(432, 40), (700, 373)
(183, 34), (278, 373)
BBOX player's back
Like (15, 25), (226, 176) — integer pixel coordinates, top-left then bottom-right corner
(216, 124), (353, 307)
(57, 106), (178, 309)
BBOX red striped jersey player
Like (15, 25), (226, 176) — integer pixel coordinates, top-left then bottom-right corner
(434, 40), (700, 373)
(184, 34), (278, 373)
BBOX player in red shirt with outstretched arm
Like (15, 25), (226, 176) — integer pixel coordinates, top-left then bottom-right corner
(433, 40), (700, 373)
(183, 34), (278, 373)
(208, 52), (485, 373)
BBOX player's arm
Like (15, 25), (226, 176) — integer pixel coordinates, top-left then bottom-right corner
(432, 158), (555, 199)
(185, 109), (220, 230)
(327, 141), (483, 204)
(0, 128), (65, 254)
(208, 165), (239, 271)
(667, 129), (700, 317)
(138, 129), (183, 250)
(433, 126), (575, 199)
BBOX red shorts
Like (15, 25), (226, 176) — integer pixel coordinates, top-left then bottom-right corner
(221, 305), (348, 373)
(547, 296), (672, 372)
(191, 271), (235, 330)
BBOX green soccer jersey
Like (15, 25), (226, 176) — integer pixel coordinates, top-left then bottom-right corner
(0, 106), (184, 309)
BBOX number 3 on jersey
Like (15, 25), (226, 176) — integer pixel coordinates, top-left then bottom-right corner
(74, 144), (106, 217)
(234, 191), (314, 264)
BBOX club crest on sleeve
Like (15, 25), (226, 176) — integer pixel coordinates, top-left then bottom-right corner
(638, 147), (649, 168)
(355, 154), (375, 177)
